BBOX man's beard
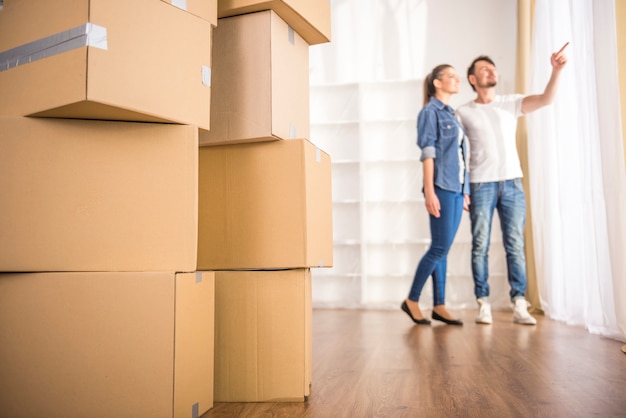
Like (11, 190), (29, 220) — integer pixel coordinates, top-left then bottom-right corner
(480, 80), (497, 88)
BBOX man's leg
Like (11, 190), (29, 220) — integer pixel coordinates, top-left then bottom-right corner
(497, 179), (536, 325)
(469, 182), (497, 299)
(470, 182), (497, 324)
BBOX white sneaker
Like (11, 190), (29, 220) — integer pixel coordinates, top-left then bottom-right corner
(513, 298), (537, 325)
(475, 297), (493, 324)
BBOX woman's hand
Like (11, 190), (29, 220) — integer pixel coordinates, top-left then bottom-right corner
(425, 189), (441, 218)
(463, 194), (471, 212)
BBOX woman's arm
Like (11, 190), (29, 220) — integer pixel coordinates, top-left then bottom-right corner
(423, 158), (440, 218)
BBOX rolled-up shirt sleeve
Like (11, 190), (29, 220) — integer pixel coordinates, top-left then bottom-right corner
(417, 108), (437, 161)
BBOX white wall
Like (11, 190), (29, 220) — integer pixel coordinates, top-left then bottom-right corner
(310, 0), (518, 104)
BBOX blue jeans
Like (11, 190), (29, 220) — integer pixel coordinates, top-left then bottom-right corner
(469, 179), (527, 301)
(408, 187), (464, 306)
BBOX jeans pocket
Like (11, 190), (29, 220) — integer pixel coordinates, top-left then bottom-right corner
(470, 182), (485, 193)
(513, 178), (524, 192)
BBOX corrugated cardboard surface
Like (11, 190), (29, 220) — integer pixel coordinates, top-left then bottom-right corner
(0, 117), (198, 272)
(162, 0), (218, 25)
(175, 271), (215, 417)
(217, 0), (331, 45)
(199, 10), (309, 145)
(214, 269), (312, 402)
(0, 0), (212, 128)
(0, 271), (215, 418)
(197, 139), (333, 270)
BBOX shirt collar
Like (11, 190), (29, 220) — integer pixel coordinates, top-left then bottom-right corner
(429, 96), (454, 113)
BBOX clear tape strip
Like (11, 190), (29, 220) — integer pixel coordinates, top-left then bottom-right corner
(0, 23), (107, 72)
(171, 0), (188, 11)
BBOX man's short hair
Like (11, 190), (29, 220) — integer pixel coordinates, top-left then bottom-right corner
(467, 55), (496, 92)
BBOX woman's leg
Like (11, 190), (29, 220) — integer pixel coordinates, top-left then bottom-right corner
(408, 189), (464, 304)
(431, 190), (465, 322)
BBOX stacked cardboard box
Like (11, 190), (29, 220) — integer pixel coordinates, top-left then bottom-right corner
(0, 271), (215, 418)
(0, 1), (218, 417)
(0, 0), (214, 127)
(200, 8), (310, 145)
(0, 0), (333, 410)
(199, 0), (332, 403)
(217, 0), (331, 45)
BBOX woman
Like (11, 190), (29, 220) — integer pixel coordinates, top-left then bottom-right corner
(401, 64), (470, 326)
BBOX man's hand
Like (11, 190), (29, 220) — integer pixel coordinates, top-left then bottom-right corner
(551, 42), (569, 71)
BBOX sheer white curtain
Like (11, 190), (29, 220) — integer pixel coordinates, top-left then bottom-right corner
(528, 0), (626, 341)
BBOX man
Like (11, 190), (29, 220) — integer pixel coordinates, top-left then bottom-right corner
(456, 43), (568, 325)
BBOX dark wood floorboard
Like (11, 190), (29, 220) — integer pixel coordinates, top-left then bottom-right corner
(202, 309), (626, 418)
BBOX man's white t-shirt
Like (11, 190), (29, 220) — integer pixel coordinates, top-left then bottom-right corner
(456, 94), (524, 183)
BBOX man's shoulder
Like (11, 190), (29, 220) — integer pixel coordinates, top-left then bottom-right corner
(456, 100), (473, 111)
(456, 101), (476, 118)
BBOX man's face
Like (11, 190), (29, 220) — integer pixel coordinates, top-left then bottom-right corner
(470, 60), (498, 89)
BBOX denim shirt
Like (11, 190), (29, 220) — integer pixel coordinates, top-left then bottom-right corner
(417, 97), (470, 195)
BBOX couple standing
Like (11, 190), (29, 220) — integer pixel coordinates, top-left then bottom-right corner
(401, 44), (569, 326)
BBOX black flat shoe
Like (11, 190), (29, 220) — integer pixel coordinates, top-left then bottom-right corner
(432, 310), (463, 326)
(401, 301), (431, 325)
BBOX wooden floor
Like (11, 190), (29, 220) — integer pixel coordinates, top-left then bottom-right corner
(202, 308), (626, 417)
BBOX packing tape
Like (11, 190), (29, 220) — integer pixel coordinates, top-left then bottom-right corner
(288, 26), (295, 45)
(191, 402), (199, 418)
(0, 23), (107, 72)
(290, 123), (297, 139)
(316, 147), (321, 163)
(201, 65), (211, 86)
(195, 271), (203, 283)
(172, 0), (188, 11)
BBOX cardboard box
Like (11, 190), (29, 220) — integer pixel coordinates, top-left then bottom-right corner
(218, 0), (331, 45)
(197, 139), (333, 270)
(199, 10), (309, 145)
(214, 269), (312, 402)
(175, 271), (216, 418)
(162, 0), (218, 25)
(0, 117), (198, 272)
(0, 0), (212, 129)
(0, 271), (215, 418)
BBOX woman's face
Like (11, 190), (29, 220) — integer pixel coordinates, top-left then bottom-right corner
(436, 67), (461, 94)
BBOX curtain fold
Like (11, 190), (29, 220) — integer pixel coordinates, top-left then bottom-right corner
(620, 1), (626, 168)
(528, 0), (626, 341)
(515, 0), (541, 312)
